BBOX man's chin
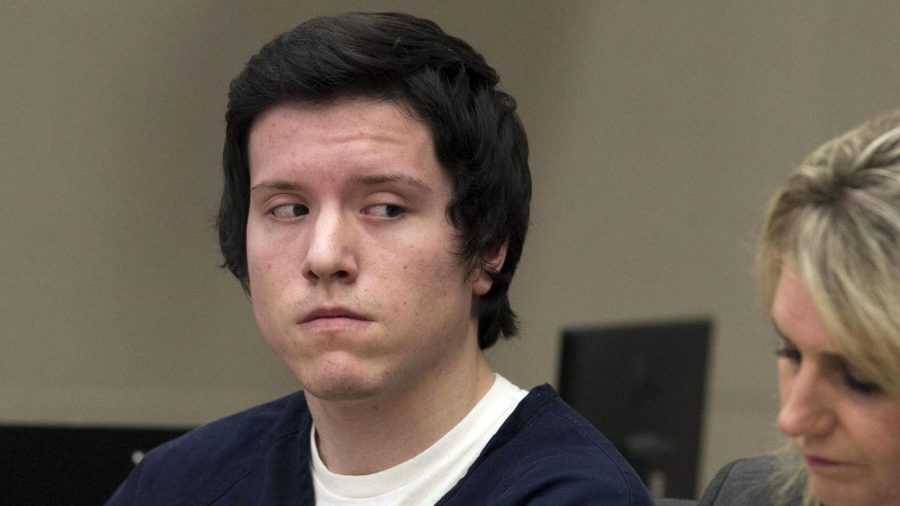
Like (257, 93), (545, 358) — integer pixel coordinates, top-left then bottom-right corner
(301, 376), (383, 402)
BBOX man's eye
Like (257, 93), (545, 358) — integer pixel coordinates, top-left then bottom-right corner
(270, 204), (309, 219)
(364, 204), (405, 218)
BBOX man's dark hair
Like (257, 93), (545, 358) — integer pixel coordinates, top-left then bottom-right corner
(217, 12), (531, 349)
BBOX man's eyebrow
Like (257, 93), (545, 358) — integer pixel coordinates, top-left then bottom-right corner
(249, 181), (305, 194)
(249, 175), (433, 195)
(350, 173), (433, 194)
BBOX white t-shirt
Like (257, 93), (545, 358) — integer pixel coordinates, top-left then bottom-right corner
(311, 374), (528, 505)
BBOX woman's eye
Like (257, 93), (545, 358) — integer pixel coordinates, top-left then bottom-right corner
(775, 346), (801, 363)
(365, 204), (405, 218)
(270, 204), (309, 219)
(843, 367), (882, 395)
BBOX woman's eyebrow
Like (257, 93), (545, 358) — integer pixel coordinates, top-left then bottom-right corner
(772, 321), (848, 367)
(772, 322), (791, 344)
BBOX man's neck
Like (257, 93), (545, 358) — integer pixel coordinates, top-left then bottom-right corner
(306, 352), (495, 476)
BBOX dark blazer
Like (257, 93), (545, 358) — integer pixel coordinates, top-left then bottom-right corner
(656, 498), (698, 506)
(699, 456), (802, 505)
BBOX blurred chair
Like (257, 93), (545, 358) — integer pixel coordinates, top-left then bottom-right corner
(1, 424), (188, 505)
(558, 318), (712, 499)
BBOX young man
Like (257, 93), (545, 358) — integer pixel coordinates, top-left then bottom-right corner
(109, 12), (652, 505)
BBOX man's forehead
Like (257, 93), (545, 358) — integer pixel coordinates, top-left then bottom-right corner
(252, 96), (421, 131)
(249, 99), (430, 155)
(246, 98), (448, 191)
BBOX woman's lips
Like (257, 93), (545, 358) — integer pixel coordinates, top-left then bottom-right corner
(804, 454), (842, 468)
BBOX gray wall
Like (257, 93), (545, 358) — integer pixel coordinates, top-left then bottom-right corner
(3, 0), (900, 494)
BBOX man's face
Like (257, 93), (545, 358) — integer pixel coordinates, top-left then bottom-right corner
(246, 98), (494, 402)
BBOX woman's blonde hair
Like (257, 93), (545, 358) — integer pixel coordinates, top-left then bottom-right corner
(757, 109), (900, 505)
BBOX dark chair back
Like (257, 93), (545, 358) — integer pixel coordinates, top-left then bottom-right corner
(559, 318), (712, 499)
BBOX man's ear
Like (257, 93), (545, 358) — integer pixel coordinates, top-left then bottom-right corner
(472, 243), (508, 296)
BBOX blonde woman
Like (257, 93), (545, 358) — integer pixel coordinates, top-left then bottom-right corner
(701, 110), (900, 506)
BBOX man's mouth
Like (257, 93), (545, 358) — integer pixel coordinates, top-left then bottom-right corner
(298, 307), (371, 333)
(300, 307), (368, 323)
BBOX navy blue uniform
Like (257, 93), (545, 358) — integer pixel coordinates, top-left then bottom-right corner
(108, 385), (652, 505)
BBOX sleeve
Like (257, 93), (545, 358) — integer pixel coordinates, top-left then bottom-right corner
(489, 450), (655, 506)
(698, 460), (737, 505)
(105, 460), (146, 505)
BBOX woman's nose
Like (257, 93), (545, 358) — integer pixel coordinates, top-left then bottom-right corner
(777, 367), (835, 439)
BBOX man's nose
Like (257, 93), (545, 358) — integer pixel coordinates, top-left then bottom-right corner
(301, 210), (359, 285)
(777, 367), (835, 439)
